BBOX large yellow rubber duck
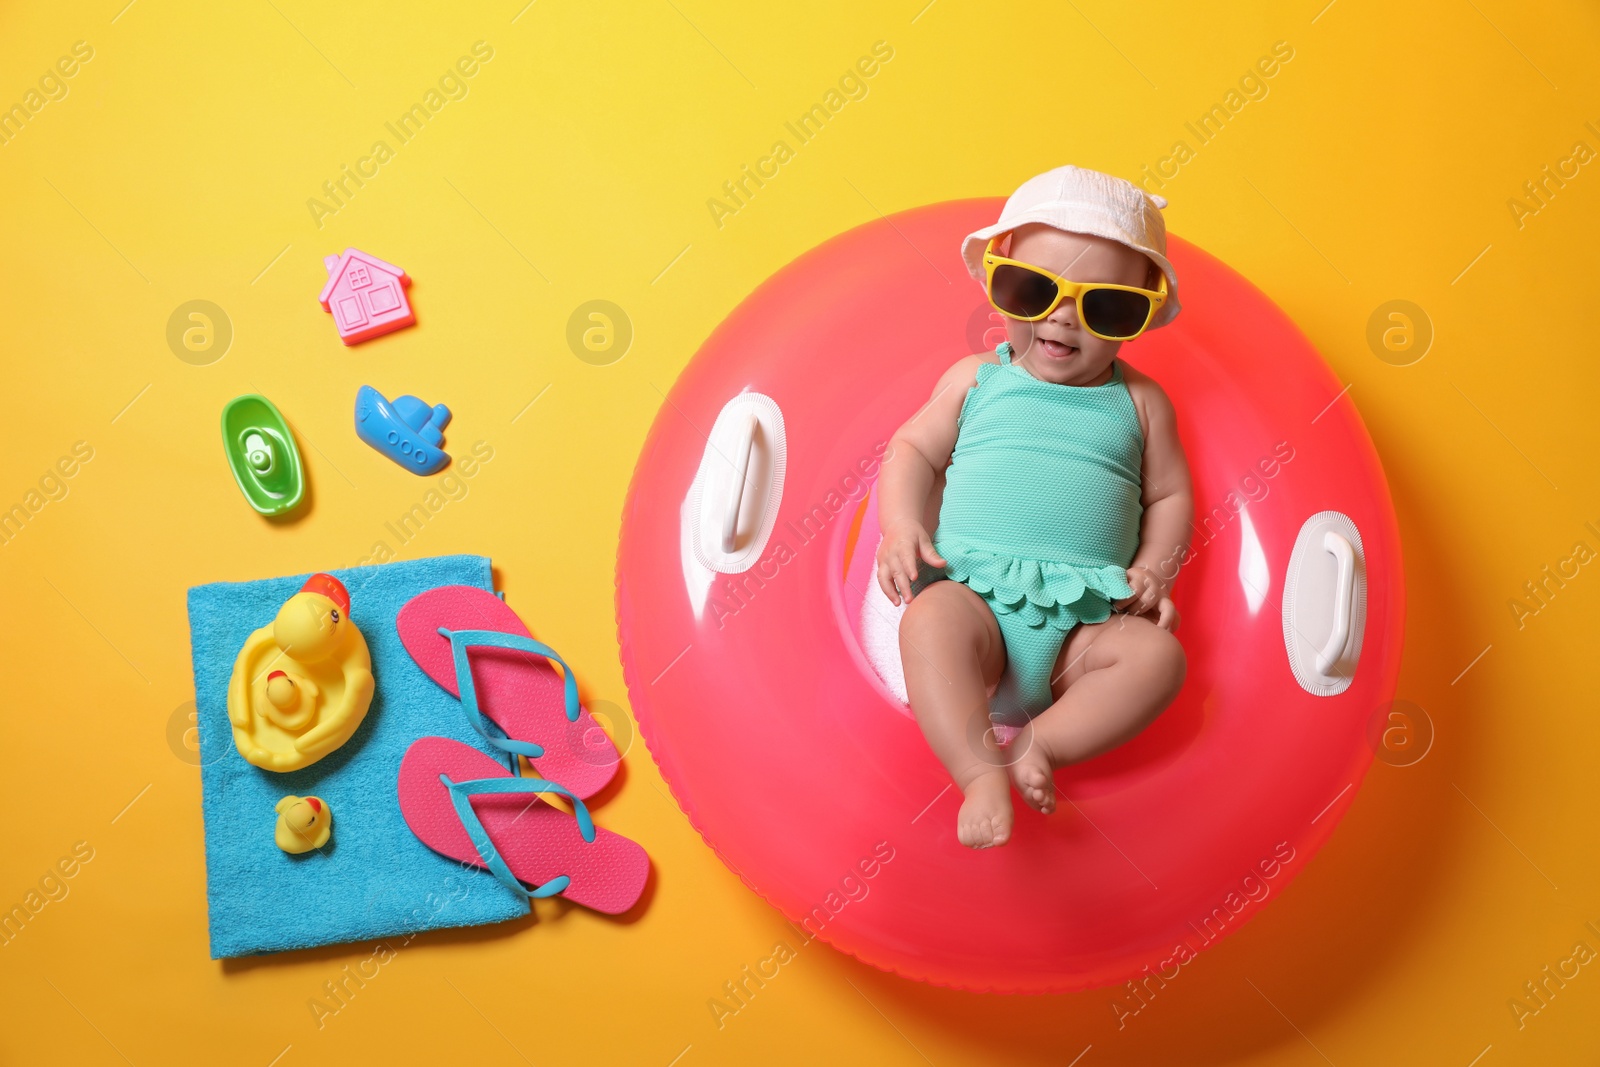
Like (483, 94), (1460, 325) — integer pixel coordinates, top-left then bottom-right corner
(227, 573), (375, 771)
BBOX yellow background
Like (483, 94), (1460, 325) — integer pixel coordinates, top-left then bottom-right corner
(2, 1), (1598, 1063)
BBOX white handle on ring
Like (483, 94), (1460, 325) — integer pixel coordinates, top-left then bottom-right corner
(721, 412), (758, 553)
(1315, 531), (1355, 676)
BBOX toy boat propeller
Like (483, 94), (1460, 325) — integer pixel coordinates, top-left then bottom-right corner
(355, 385), (451, 475)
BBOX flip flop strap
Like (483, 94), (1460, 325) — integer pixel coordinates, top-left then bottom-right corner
(439, 773), (596, 901)
(437, 627), (584, 769)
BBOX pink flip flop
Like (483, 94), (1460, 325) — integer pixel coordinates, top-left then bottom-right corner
(397, 737), (649, 915)
(398, 586), (620, 799)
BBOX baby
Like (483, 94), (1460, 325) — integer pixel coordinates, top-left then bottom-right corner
(875, 165), (1194, 848)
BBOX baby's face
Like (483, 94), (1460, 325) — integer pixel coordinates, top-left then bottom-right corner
(996, 223), (1159, 386)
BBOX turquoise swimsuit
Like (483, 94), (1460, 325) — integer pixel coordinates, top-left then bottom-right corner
(914, 340), (1145, 726)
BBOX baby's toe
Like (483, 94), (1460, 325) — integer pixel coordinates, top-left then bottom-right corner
(1011, 761), (1057, 814)
(957, 808), (1012, 849)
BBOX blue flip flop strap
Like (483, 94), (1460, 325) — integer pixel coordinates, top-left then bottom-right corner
(439, 773), (597, 901)
(438, 627), (584, 770)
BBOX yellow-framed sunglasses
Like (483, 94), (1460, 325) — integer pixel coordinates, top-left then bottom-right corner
(982, 235), (1168, 341)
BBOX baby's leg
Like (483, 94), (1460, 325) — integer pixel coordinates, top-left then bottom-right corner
(1009, 612), (1186, 814)
(898, 580), (1009, 848)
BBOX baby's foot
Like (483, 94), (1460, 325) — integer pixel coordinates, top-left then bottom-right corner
(957, 771), (1013, 848)
(1008, 735), (1058, 815)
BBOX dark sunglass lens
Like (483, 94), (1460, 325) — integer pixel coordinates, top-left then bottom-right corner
(990, 264), (1058, 318)
(1082, 288), (1151, 338)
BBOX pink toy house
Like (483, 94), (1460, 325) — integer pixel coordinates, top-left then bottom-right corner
(319, 248), (416, 345)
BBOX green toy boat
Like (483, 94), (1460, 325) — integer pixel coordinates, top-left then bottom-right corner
(221, 394), (305, 516)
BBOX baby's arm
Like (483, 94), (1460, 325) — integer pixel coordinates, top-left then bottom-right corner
(875, 356), (984, 605)
(1119, 368), (1195, 625)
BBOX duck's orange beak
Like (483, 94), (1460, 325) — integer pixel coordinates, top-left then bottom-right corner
(306, 797), (321, 814)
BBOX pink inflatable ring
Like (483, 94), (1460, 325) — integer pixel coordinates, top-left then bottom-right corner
(616, 199), (1403, 993)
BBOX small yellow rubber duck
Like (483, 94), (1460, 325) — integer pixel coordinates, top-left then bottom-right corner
(274, 795), (332, 853)
(227, 573), (375, 772)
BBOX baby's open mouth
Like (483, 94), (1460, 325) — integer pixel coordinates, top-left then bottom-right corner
(1039, 338), (1077, 358)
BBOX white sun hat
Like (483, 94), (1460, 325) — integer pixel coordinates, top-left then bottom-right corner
(960, 164), (1181, 331)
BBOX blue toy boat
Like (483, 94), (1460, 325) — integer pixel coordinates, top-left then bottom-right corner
(354, 386), (451, 475)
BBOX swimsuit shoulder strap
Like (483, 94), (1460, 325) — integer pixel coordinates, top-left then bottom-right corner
(996, 341), (1014, 366)
(1108, 360), (1146, 446)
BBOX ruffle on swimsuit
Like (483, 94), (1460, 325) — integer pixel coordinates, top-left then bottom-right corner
(935, 535), (1135, 632)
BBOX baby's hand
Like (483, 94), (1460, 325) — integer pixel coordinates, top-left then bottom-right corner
(1116, 594), (1180, 632)
(876, 523), (947, 606)
(1113, 565), (1170, 618)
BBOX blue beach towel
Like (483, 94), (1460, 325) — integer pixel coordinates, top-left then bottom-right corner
(186, 554), (529, 958)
